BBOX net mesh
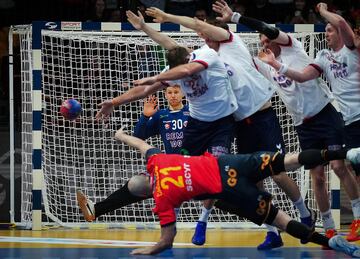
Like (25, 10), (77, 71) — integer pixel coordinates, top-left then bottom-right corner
(15, 27), (332, 228)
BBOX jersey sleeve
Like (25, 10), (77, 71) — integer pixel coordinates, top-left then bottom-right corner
(189, 47), (218, 69)
(253, 57), (273, 81)
(133, 111), (160, 139)
(152, 197), (177, 226)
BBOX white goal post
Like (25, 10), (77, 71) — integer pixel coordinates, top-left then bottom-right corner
(9, 22), (339, 230)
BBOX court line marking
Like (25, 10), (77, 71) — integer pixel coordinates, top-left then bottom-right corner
(0, 236), (192, 247)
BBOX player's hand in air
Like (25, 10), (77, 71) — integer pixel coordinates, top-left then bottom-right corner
(212, 0), (234, 23)
(146, 7), (169, 23)
(134, 76), (157, 86)
(96, 100), (114, 122)
(143, 95), (158, 117)
(354, 28), (360, 49)
(258, 48), (276, 65)
(316, 2), (328, 13)
(126, 10), (145, 30)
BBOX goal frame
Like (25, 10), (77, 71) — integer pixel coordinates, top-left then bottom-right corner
(9, 21), (340, 231)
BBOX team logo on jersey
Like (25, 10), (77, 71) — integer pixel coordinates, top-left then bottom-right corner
(273, 74), (292, 88)
(184, 75), (209, 98)
(183, 121), (188, 127)
(160, 114), (169, 119)
(164, 123), (170, 130)
(325, 53), (349, 79)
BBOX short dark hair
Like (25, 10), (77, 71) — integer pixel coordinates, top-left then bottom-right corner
(205, 18), (229, 30)
(166, 46), (189, 69)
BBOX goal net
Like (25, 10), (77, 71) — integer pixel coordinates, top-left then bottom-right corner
(12, 23), (334, 229)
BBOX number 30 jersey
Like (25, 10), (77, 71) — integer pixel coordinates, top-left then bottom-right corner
(134, 105), (189, 154)
(147, 152), (222, 226)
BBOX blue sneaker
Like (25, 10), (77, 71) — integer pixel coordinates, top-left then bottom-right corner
(300, 209), (317, 244)
(329, 235), (360, 257)
(257, 232), (283, 250)
(192, 221), (207, 246)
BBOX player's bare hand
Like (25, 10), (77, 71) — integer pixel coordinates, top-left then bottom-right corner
(354, 28), (360, 49)
(126, 10), (145, 30)
(143, 95), (158, 117)
(212, 0), (233, 22)
(145, 7), (168, 23)
(95, 100), (114, 122)
(134, 76), (157, 86)
(130, 247), (155, 255)
(114, 126), (127, 142)
(258, 48), (276, 64)
(316, 3), (327, 13)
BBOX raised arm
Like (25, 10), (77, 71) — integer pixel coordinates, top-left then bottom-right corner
(212, 0), (289, 45)
(355, 28), (360, 49)
(126, 10), (178, 50)
(134, 62), (205, 86)
(317, 3), (355, 48)
(114, 127), (154, 157)
(258, 49), (320, 83)
(95, 82), (165, 122)
(145, 7), (230, 42)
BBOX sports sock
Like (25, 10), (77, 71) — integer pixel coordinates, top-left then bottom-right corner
(265, 224), (279, 235)
(350, 197), (360, 219)
(321, 209), (336, 230)
(198, 206), (213, 222)
(294, 197), (311, 218)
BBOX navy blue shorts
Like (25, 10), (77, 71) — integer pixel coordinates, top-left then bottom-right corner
(344, 119), (360, 176)
(235, 107), (285, 154)
(295, 103), (344, 169)
(181, 115), (235, 157)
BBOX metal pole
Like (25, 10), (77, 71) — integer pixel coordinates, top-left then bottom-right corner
(8, 26), (15, 224)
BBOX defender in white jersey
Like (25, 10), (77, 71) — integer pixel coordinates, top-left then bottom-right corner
(146, 6), (310, 249)
(256, 2), (360, 242)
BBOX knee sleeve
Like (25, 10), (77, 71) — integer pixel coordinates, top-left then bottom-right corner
(264, 204), (279, 225)
(271, 152), (286, 175)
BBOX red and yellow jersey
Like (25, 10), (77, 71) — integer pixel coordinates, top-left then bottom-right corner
(147, 152), (222, 226)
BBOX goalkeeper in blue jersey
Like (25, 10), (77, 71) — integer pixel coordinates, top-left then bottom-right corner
(133, 84), (189, 154)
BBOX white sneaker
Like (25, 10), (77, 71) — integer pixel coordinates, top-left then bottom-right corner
(329, 235), (360, 257)
(76, 190), (95, 222)
(346, 147), (360, 164)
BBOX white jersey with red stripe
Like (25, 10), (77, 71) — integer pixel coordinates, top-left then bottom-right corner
(254, 35), (333, 126)
(218, 32), (275, 121)
(313, 45), (360, 125)
(172, 46), (238, 122)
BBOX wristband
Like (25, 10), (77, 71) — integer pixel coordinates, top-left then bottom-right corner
(231, 12), (241, 23)
(278, 63), (288, 74)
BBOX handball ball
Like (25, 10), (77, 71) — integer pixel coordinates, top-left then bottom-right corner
(60, 99), (82, 121)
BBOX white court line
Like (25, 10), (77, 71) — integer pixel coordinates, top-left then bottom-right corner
(0, 236), (192, 247)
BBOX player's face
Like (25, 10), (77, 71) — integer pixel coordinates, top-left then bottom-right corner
(165, 86), (184, 108)
(260, 34), (281, 57)
(325, 23), (341, 50)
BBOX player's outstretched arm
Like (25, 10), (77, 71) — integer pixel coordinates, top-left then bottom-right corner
(131, 224), (176, 255)
(212, 0), (289, 44)
(134, 62), (205, 86)
(258, 49), (320, 83)
(146, 7), (230, 42)
(95, 82), (166, 122)
(354, 28), (360, 49)
(126, 10), (178, 50)
(114, 127), (154, 156)
(317, 3), (355, 48)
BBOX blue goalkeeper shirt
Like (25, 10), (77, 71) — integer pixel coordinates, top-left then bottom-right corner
(134, 105), (189, 154)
